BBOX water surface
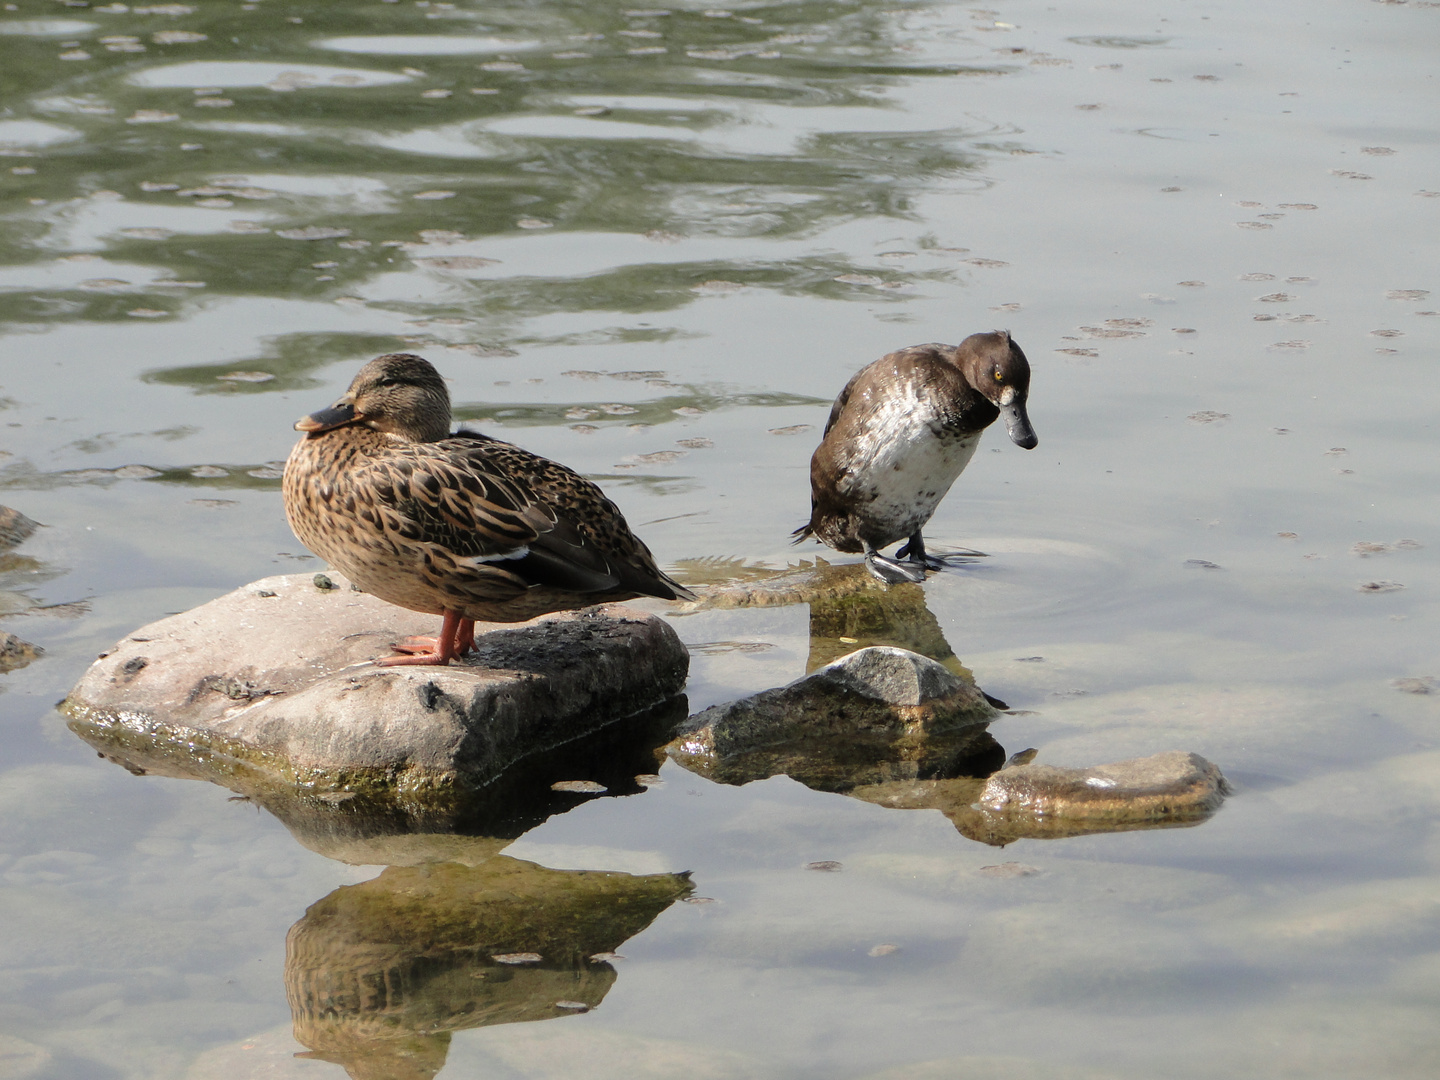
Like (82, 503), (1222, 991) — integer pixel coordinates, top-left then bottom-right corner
(1, 0), (1438, 1077)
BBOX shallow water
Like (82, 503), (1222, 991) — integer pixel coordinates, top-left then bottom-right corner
(2, 0), (1438, 1076)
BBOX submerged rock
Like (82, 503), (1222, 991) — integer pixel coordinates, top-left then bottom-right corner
(0, 631), (42, 673)
(64, 572), (688, 808)
(976, 750), (1230, 825)
(0, 505), (39, 550)
(669, 646), (1000, 790)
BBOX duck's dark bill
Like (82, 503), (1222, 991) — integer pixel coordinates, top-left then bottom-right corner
(295, 402), (360, 433)
(1000, 401), (1038, 450)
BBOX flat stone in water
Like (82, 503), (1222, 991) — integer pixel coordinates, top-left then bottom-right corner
(62, 572), (688, 805)
(977, 751), (1230, 823)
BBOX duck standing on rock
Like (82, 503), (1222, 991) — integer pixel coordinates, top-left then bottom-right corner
(793, 330), (1038, 584)
(283, 353), (694, 666)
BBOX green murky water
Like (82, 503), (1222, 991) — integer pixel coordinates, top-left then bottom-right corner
(2, 0), (1438, 1076)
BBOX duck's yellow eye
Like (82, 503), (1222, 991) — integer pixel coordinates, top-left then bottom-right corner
(994, 370), (1004, 381)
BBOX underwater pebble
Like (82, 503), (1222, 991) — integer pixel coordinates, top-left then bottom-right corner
(805, 860), (843, 872)
(1370, 329), (1403, 337)
(692, 280), (746, 293)
(550, 779), (607, 793)
(493, 952), (542, 964)
(1330, 170), (1372, 180)
(217, 371), (274, 383)
(676, 437), (713, 448)
(768, 424), (813, 435)
(516, 217), (552, 229)
(978, 862), (1042, 878)
(277, 226), (351, 240)
(1357, 581), (1404, 593)
(190, 466), (228, 478)
(1393, 677), (1437, 695)
(1185, 559), (1223, 570)
(1268, 340), (1311, 350)
(868, 943), (900, 957)
(1387, 289), (1429, 301)
(1279, 202), (1318, 209)
(1236, 221), (1273, 230)
(1187, 411), (1229, 423)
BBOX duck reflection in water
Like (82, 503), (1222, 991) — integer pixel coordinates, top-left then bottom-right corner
(286, 855), (691, 1080)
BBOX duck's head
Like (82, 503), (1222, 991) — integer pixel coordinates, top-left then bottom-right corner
(960, 330), (1038, 450)
(294, 353), (452, 443)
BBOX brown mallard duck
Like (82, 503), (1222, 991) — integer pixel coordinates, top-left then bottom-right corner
(794, 331), (1038, 584)
(282, 353), (694, 666)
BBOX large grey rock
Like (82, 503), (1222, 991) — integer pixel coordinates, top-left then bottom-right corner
(669, 646), (999, 790)
(976, 750), (1230, 826)
(63, 572), (688, 806)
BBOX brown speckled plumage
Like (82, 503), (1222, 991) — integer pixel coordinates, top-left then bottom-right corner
(283, 353), (693, 664)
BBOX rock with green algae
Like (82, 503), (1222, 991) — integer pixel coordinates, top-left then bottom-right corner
(668, 646), (1000, 791)
(62, 571), (688, 805)
(976, 750), (1231, 826)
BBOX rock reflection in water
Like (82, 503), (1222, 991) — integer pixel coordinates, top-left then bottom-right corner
(678, 563), (1226, 845)
(287, 856), (692, 1080)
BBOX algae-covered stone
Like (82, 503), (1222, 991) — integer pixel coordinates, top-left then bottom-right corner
(63, 572), (688, 807)
(286, 855), (692, 1075)
(0, 631), (42, 673)
(976, 750), (1230, 825)
(0, 505), (39, 550)
(669, 646), (999, 791)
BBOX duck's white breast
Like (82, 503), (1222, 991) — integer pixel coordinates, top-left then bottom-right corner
(839, 388), (981, 533)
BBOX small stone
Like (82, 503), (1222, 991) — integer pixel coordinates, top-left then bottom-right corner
(1393, 677), (1437, 695)
(492, 952), (542, 964)
(0, 632), (43, 673)
(978, 862), (1041, 878)
(588, 952), (624, 962)
(0, 505), (40, 549)
(805, 860), (843, 872)
(555, 1000), (590, 1011)
(868, 943), (900, 956)
(313, 573), (336, 591)
(683, 896), (718, 904)
(977, 751), (1230, 822)
(550, 780), (607, 794)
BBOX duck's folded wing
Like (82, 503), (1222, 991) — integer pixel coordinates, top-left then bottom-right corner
(382, 450), (629, 595)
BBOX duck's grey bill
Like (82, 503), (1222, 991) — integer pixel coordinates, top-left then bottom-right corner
(1001, 401), (1038, 449)
(295, 402), (358, 433)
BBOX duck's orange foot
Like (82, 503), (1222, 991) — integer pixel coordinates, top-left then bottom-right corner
(374, 611), (475, 667)
(375, 649), (453, 667)
(389, 635), (441, 655)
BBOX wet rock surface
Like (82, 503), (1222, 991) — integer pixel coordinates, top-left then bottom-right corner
(669, 646), (1001, 790)
(0, 631), (42, 673)
(977, 750), (1230, 825)
(63, 572), (689, 805)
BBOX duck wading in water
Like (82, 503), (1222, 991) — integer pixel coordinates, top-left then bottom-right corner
(283, 353), (695, 666)
(794, 330), (1038, 584)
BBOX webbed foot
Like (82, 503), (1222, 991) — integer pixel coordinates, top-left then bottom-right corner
(865, 550), (928, 584)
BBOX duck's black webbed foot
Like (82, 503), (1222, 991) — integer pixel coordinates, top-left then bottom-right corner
(894, 533), (948, 572)
(865, 549), (928, 584)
